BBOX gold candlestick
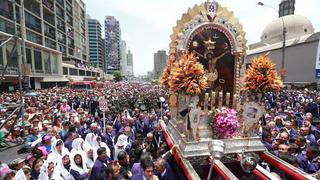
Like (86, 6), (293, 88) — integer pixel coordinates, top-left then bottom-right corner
(226, 92), (230, 107)
(218, 91), (223, 109)
(232, 94), (238, 110)
(204, 93), (209, 113)
(211, 92), (216, 110)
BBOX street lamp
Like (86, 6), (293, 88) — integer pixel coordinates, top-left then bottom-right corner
(258, 2), (287, 82)
(159, 97), (165, 120)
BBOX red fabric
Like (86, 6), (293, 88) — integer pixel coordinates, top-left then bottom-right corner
(259, 152), (308, 180)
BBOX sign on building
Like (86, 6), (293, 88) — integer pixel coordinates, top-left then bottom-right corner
(315, 40), (320, 79)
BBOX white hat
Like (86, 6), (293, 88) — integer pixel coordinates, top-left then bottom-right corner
(116, 134), (128, 147)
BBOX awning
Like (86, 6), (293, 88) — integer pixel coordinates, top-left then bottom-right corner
(41, 76), (69, 82)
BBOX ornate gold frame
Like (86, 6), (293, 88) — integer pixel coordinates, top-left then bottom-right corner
(168, 1), (247, 96)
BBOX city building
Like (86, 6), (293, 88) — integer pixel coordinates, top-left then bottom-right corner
(245, 0), (320, 87)
(104, 16), (121, 74)
(0, 0), (102, 90)
(87, 16), (103, 69)
(126, 50), (134, 77)
(101, 38), (106, 73)
(120, 40), (127, 75)
(153, 50), (167, 80)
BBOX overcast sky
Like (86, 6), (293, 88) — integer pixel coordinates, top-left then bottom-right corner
(83, 0), (320, 76)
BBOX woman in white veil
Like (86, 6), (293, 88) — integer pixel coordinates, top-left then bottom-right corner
(38, 160), (61, 180)
(53, 151), (75, 180)
(71, 138), (85, 155)
(47, 139), (70, 164)
(114, 134), (129, 160)
(84, 133), (96, 150)
(70, 151), (90, 180)
(92, 136), (111, 159)
(14, 167), (31, 180)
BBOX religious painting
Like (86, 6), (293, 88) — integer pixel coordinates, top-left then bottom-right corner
(186, 25), (235, 93)
(186, 24), (235, 105)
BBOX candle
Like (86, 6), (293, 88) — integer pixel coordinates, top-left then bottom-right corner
(204, 93), (209, 112)
(226, 92), (230, 107)
(233, 94), (238, 110)
(218, 92), (223, 109)
(211, 92), (216, 110)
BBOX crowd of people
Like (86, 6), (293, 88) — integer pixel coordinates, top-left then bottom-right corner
(0, 81), (177, 180)
(260, 89), (320, 175)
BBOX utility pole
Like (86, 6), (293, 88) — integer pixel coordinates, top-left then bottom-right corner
(20, 0), (29, 91)
(12, 0), (24, 115)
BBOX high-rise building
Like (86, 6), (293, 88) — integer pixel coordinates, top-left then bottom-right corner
(153, 50), (167, 79)
(120, 40), (127, 75)
(104, 16), (121, 74)
(126, 50), (134, 76)
(0, 0), (101, 90)
(101, 38), (106, 73)
(87, 17), (103, 68)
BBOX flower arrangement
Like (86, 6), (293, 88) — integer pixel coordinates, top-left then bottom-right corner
(160, 66), (171, 89)
(160, 53), (176, 89)
(213, 107), (239, 138)
(168, 52), (208, 96)
(242, 53), (282, 93)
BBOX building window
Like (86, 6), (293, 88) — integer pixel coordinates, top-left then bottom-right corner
(6, 42), (17, 67)
(34, 50), (42, 71)
(0, 19), (15, 35)
(0, 1), (14, 20)
(26, 30), (42, 45)
(52, 55), (58, 74)
(63, 67), (68, 75)
(86, 71), (91, 76)
(25, 12), (41, 33)
(79, 70), (85, 76)
(69, 68), (78, 75)
(43, 52), (51, 74)
(26, 48), (32, 65)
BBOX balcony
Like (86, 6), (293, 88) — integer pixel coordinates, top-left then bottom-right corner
(42, 0), (54, 12)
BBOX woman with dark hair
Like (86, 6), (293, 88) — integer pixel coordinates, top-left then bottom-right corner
(31, 158), (44, 180)
(70, 151), (89, 180)
(118, 151), (132, 179)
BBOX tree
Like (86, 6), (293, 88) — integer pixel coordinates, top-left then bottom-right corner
(113, 71), (122, 82)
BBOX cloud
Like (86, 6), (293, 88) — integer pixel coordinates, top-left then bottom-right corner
(84, 0), (320, 76)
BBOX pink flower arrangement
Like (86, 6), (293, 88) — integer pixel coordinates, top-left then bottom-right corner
(213, 107), (239, 138)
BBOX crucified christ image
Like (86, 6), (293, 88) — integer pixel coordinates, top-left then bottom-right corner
(206, 49), (230, 88)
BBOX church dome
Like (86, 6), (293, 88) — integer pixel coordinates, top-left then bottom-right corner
(260, 14), (314, 44)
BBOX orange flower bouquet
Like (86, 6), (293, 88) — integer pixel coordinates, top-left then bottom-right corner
(168, 52), (207, 96)
(160, 53), (176, 89)
(242, 53), (282, 93)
